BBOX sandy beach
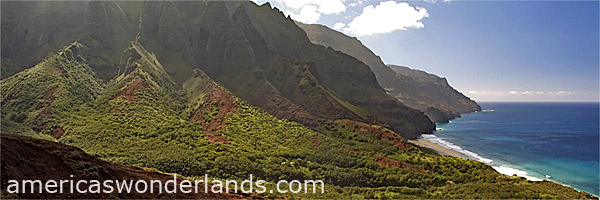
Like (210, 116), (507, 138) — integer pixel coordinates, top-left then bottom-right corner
(409, 139), (466, 159)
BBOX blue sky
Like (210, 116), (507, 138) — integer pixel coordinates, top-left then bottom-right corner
(253, 0), (599, 102)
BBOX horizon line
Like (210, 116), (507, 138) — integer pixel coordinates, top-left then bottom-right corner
(475, 100), (600, 103)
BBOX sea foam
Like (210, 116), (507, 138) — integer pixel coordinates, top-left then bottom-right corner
(421, 134), (544, 181)
(421, 134), (493, 164)
(492, 166), (543, 181)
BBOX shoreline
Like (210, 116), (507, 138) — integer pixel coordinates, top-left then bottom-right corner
(409, 138), (466, 159)
(409, 136), (599, 198)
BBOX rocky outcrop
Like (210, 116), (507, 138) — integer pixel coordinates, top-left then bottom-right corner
(424, 107), (452, 123)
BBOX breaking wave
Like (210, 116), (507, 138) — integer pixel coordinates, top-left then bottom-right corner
(420, 134), (545, 182)
(420, 134), (493, 164)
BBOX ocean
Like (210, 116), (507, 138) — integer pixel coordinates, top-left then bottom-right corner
(423, 102), (599, 196)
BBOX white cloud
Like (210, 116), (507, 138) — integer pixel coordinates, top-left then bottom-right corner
(549, 90), (575, 95)
(333, 22), (346, 30)
(251, 0), (270, 6)
(289, 5), (321, 24)
(316, 0), (346, 14)
(461, 90), (594, 101)
(341, 1), (429, 36)
(273, 0), (346, 23)
(424, 0), (451, 3)
(348, 0), (363, 7)
(257, 0), (428, 34)
(463, 90), (577, 96)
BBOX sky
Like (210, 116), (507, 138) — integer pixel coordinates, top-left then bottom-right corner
(251, 0), (599, 102)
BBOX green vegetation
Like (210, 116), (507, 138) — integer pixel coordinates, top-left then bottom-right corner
(0, 1), (594, 198)
(2, 42), (592, 198)
(57, 90), (593, 198)
(1, 42), (102, 139)
(2, 1), (435, 138)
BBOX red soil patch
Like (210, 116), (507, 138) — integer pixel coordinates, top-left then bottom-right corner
(340, 119), (413, 149)
(309, 135), (320, 150)
(190, 86), (236, 145)
(39, 123), (65, 139)
(244, 81), (321, 130)
(51, 126), (65, 139)
(115, 78), (148, 102)
(54, 60), (67, 75)
(35, 87), (59, 111)
(35, 87), (60, 134)
(39, 106), (52, 117)
(373, 154), (427, 173)
(0, 134), (250, 199)
(42, 87), (58, 101)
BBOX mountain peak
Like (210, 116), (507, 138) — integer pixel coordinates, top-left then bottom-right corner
(114, 41), (177, 93)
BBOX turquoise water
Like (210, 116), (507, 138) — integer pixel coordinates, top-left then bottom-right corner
(426, 102), (599, 196)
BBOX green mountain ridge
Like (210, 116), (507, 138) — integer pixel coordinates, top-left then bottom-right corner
(1, 0), (434, 138)
(2, 41), (593, 199)
(1, 41), (103, 139)
(0, 1), (595, 199)
(296, 22), (481, 123)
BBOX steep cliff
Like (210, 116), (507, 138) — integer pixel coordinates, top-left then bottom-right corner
(387, 65), (481, 121)
(0, 2), (595, 198)
(1, 1), (434, 138)
(297, 22), (481, 123)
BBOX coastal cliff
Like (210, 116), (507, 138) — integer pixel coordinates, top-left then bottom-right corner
(296, 22), (481, 122)
(0, 1), (594, 198)
(387, 65), (481, 122)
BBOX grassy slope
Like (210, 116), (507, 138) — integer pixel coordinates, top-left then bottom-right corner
(1, 42), (594, 198)
(58, 89), (595, 198)
(0, 42), (103, 140)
